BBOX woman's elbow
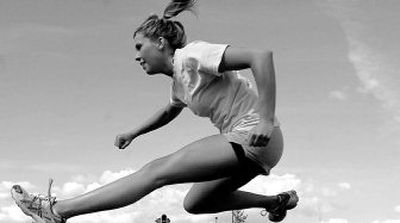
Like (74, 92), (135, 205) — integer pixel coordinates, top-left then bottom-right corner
(251, 50), (273, 66)
(260, 50), (273, 60)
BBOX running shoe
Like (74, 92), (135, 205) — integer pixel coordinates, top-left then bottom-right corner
(261, 190), (299, 222)
(10, 179), (66, 223)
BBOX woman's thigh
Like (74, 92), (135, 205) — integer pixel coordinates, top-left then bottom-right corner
(184, 167), (259, 206)
(143, 134), (246, 185)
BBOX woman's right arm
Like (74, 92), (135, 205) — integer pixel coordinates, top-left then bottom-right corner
(115, 103), (183, 149)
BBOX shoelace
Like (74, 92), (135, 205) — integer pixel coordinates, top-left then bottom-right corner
(47, 178), (55, 201)
(26, 179), (55, 215)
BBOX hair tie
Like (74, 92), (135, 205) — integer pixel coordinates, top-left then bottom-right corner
(161, 17), (168, 23)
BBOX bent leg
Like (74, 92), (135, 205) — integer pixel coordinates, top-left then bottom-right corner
(54, 135), (246, 219)
(184, 167), (278, 214)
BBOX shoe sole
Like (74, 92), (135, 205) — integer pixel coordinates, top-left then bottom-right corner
(268, 190), (299, 222)
(269, 210), (287, 222)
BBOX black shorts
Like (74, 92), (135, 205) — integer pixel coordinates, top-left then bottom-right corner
(229, 142), (266, 174)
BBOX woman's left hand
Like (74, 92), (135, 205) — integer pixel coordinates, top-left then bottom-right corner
(248, 119), (274, 147)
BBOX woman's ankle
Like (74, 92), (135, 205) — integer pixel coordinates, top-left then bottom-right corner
(264, 195), (280, 211)
(52, 201), (67, 219)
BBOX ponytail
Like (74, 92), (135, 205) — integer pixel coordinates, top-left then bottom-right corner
(163, 0), (197, 19)
(134, 0), (197, 50)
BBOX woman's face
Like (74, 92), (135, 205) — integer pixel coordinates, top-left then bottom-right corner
(133, 33), (166, 75)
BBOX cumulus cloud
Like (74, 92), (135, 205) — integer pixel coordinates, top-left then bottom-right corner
(1, 169), (354, 223)
(322, 218), (349, 223)
(59, 169), (215, 223)
(50, 169), (136, 198)
(98, 169), (134, 185)
(0, 205), (30, 222)
(0, 170), (304, 223)
(0, 181), (37, 222)
(372, 220), (400, 223)
(68, 210), (141, 223)
(291, 178), (353, 219)
(61, 182), (86, 197)
(242, 174), (350, 220)
(241, 174), (301, 195)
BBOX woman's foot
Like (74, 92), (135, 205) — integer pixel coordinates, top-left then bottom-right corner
(261, 190), (299, 222)
(10, 179), (66, 223)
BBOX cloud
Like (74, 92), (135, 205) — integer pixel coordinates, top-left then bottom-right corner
(1, 171), (303, 223)
(329, 90), (348, 101)
(60, 182), (86, 197)
(63, 171), (304, 222)
(50, 169), (136, 198)
(291, 179), (353, 219)
(1, 169), (354, 223)
(1, 181), (35, 191)
(338, 182), (351, 190)
(0, 205), (30, 222)
(0, 181), (35, 202)
(241, 173), (301, 195)
(347, 38), (400, 119)
(372, 220), (400, 223)
(318, 0), (400, 124)
(68, 210), (140, 223)
(242, 174), (350, 220)
(322, 219), (349, 223)
(394, 205), (400, 213)
(321, 187), (337, 197)
(0, 181), (36, 222)
(98, 169), (134, 185)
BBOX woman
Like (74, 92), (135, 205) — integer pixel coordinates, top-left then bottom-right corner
(11, 1), (298, 222)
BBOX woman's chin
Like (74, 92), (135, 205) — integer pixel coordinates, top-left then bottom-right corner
(145, 70), (157, 75)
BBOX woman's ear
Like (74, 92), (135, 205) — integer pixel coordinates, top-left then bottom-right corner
(156, 37), (166, 50)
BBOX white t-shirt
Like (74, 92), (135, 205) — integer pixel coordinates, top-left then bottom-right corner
(170, 41), (279, 133)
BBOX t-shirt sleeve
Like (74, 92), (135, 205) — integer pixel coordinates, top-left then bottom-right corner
(186, 41), (229, 76)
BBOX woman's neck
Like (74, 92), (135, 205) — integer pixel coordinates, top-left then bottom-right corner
(163, 50), (176, 77)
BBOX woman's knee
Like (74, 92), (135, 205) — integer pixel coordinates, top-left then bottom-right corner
(140, 157), (175, 188)
(183, 194), (205, 214)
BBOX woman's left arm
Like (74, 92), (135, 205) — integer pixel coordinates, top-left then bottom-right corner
(219, 46), (276, 147)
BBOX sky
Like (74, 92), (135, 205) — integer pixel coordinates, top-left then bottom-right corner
(0, 0), (400, 223)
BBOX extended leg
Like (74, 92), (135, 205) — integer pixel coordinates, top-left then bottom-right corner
(183, 127), (285, 214)
(53, 135), (247, 219)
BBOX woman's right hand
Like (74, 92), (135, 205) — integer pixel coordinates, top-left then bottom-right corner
(114, 133), (136, 150)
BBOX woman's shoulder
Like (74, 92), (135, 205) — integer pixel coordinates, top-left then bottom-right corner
(182, 40), (209, 51)
(177, 41), (208, 61)
(180, 40), (228, 58)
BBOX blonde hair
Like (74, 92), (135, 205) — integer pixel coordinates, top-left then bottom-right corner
(134, 0), (197, 50)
